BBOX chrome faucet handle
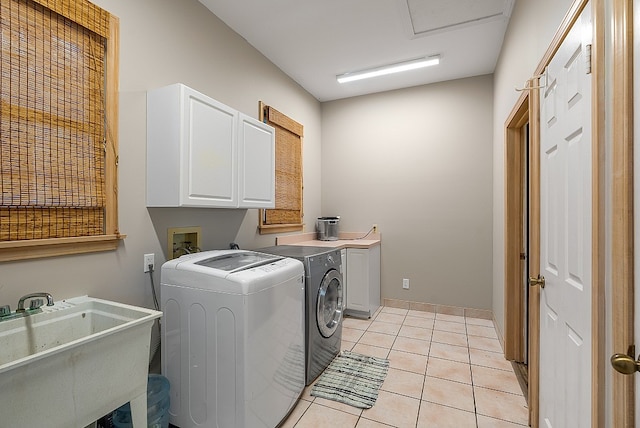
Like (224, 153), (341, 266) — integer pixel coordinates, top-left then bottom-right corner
(29, 299), (44, 310)
(17, 292), (54, 312)
(0, 305), (11, 317)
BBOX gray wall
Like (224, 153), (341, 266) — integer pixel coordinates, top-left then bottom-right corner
(321, 75), (494, 309)
(1, 0), (585, 338)
(0, 0), (322, 310)
(491, 0), (574, 336)
(493, 1), (620, 422)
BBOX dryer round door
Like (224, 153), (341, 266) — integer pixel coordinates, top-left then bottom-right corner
(316, 268), (343, 338)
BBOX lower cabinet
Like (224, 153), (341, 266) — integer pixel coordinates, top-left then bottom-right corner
(340, 248), (347, 311)
(344, 245), (381, 318)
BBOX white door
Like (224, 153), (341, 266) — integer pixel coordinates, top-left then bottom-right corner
(538, 4), (593, 427)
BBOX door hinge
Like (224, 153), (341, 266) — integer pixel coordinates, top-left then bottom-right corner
(520, 252), (526, 260)
(586, 44), (592, 75)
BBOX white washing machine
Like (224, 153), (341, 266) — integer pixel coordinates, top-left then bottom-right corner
(160, 250), (305, 428)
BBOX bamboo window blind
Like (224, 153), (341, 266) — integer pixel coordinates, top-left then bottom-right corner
(259, 103), (304, 234)
(0, 0), (111, 241)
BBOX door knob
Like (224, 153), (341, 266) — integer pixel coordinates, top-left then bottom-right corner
(611, 351), (640, 375)
(529, 274), (546, 288)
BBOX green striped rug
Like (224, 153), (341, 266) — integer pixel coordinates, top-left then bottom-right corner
(310, 350), (389, 409)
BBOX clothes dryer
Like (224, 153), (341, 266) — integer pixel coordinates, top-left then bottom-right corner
(160, 250), (305, 428)
(257, 245), (343, 385)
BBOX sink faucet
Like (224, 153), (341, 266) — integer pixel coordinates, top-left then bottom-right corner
(16, 292), (54, 312)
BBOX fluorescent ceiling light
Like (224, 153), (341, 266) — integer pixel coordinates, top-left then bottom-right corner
(337, 55), (440, 84)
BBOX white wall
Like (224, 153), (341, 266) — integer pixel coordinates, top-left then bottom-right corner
(0, 0), (321, 311)
(321, 75), (494, 309)
(492, 0), (574, 335)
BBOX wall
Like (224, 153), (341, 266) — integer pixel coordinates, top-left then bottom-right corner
(492, 0), (574, 335)
(321, 75), (494, 310)
(0, 0), (579, 331)
(0, 0), (321, 312)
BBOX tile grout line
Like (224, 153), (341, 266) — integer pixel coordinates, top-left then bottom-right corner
(415, 374), (427, 428)
(423, 316), (436, 426)
(291, 396), (312, 427)
(465, 316), (481, 428)
(413, 314), (435, 427)
(351, 312), (368, 428)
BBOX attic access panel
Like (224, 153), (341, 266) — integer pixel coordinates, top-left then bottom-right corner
(403, 0), (514, 38)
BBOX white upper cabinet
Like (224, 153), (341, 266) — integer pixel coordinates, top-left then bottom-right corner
(146, 83), (275, 209)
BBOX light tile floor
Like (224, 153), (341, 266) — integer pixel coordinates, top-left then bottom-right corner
(281, 306), (529, 428)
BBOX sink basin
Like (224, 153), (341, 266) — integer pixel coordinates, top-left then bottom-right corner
(0, 296), (162, 428)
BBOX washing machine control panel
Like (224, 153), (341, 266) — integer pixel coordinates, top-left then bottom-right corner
(256, 257), (291, 272)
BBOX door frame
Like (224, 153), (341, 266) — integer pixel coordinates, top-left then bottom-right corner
(504, 89), (536, 421)
(503, 0), (605, 426)
(504, 91), (530, 365)
(612, 0), (635, 425)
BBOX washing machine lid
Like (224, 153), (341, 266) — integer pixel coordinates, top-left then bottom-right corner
(161, 250), (305, 294)
(170, 250), (281, 275)
(195, 252), (279, 272)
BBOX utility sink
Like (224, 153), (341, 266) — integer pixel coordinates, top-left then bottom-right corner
(0, 296), (162, 428)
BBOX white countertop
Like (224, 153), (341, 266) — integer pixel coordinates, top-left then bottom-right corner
(276, 232), (381, 249)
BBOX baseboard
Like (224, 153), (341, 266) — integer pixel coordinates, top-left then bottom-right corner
(382, 298), (493, 321)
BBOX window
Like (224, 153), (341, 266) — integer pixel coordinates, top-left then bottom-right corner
(258, 102), (304, 234)
(0, 0), (121, 261)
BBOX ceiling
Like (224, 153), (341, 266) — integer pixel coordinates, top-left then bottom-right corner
(198, 0), (515, 102)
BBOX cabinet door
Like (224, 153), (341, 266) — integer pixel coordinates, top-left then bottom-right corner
(346, 248), (369, 313)
(237, 113), (275, 208)
(341, 249), (347, 308)
(147, 84), (182, 207)
(182, 87), (237, 207)
(368, 245), (381, 311)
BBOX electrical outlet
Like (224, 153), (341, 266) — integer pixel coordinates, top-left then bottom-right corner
(144, 253), (155, 273)
(403, 278), (409, 289)
(373, 224), (378, 233)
